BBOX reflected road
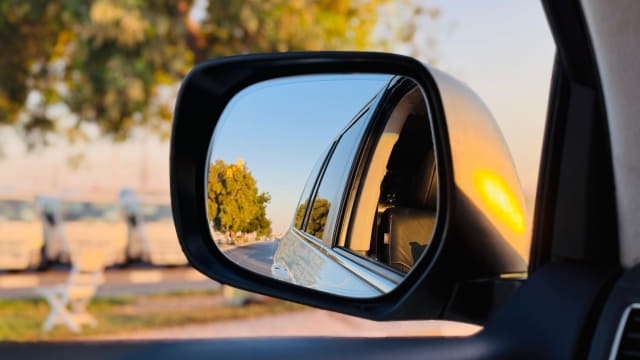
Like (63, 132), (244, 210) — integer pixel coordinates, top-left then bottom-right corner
(223, 241), (279, 278)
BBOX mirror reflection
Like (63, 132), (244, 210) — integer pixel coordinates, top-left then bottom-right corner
(206, 74), (437, 298)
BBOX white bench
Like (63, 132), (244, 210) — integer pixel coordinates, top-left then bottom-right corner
(38, 247), (106, 333)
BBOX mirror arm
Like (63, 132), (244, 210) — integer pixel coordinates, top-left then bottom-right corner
(441, 277), (525, 325)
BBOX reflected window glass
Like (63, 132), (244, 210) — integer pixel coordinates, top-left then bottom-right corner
(62, 202), (119, 222)
(307, 112), (370, 243)
(340, 81), (437, 273)
(0, 200), (35, 221)
(294, 146), (332, 230)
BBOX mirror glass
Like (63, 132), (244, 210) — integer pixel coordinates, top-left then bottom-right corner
(206, 74), (437, 298)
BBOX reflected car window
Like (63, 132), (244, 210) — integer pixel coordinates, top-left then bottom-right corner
(339, 82), (437, 273)
(307, 111), (370, 244)
(294, 146), (332, 230)
(62, 202), (119, 222)
(0, 200), (35, 221)
(141, 204), (173, 222)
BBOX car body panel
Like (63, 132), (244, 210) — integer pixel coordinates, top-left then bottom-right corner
(60, 198), (127, 266)
(273, 228), (385, 297)
(121, 191), (187, 266)
(0, 220), (42, 270)
(143, 221), (188, 265)
(63, 221), (128, 266)
(430, 68), (530, 263)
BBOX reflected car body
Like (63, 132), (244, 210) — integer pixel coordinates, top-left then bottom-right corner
(274, 229), (396, 297)
(60, 196), (127, 266)
(0, 195), (43, 270)
(273, 73), (529, 297)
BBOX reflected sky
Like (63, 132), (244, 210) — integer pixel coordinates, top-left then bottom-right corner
(208, 74), (392, 233)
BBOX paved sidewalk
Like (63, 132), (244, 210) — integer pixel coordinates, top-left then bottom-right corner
(92, 308), (481, 340)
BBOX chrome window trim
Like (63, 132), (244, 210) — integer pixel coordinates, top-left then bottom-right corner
(292, 227), (398, 293)
(608, 303), (640, 360)
(333, 247), (405, 284)
(297, 143), (337, 232)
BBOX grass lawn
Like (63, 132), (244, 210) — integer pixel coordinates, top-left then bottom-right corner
(0, 290), (305, 341)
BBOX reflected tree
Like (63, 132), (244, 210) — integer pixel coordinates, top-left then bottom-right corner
(294, 202), (306, 229)
(207, 158), (271, 244)
(306, 198), (330, 240)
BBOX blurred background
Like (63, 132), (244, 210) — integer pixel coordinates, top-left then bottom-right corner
(0, 0), (553, 341)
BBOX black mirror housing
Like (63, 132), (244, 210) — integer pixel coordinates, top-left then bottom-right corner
(171, 52), (528, 324)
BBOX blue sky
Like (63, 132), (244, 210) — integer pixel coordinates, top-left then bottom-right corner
(208, 75), (391, 232)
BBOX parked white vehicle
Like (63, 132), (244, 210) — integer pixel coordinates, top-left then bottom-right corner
(0, 195), (43, 270)
(122, 191), (187, 266)
(60, 196), (127, 267)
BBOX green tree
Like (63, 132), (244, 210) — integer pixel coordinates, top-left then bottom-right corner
(207, 158), (271, 244)
(0, 0), (194, 145)
(0, 0), (388, 142)
(0, 0), (441, 145)
(195, 0), (385, 61)
(0, 1), (81, 144)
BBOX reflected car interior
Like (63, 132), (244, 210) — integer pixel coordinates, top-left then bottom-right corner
(288, 75), (436, 282)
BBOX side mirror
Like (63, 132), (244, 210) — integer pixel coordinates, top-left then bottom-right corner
(171, 52), (530, 323)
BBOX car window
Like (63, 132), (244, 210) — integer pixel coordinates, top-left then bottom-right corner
(294, 145), (333, 230)
(140, 204), (172, 222)
(0, 200), (35, 222)
(306, 111), (371, 245)
(62, 202), (119, 222)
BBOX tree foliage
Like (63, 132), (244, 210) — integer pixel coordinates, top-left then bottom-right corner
(0, 0), (194, 146)
(207, 159), (271, 243)
(1, 0), (428, 146)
